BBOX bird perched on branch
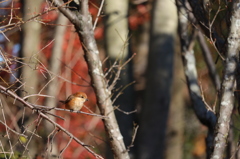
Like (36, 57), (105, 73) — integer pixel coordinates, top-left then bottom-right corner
(60, 92), (88, 111)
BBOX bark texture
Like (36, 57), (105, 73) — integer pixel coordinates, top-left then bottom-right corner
(211, 1), (240, 158)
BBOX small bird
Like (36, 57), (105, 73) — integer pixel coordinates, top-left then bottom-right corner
(60, 92), (88, 111)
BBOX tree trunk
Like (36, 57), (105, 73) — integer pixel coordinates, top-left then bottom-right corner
(137, 0), (178, 158)
(165, 47), (185, 159)
(211, 1), (240, 158)
(19, 0), (42, 156)
(43, 13), (68, 157)
(20, 0), (42, 103)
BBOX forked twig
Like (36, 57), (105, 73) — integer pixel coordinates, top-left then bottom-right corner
(124, 124), (139, 152)
(108, 53), (136, 91)
(199, 80), (215, 113)
(114, 106), (137, 115)
(59, 136), (73, 157)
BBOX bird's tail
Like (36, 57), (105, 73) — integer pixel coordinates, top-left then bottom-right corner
(59, 100), (65, 104)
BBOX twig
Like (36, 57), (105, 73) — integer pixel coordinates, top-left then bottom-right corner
(124, 124), (139, 152)
(0, 139), (7, 159)
(0, 120), (27, 138)
(45, 111), (65, 120)
(114, 106), (137, 115)
(197, 31), (221, 90)
(54, 108), (108, 118)
(23, 116), (43, 156)
(0, 98), (14, 158)
(0, 49), (23, 85)
(93, 0), (105, 30)
(112, 81), (136, 104)
(31, 103), (107, 118)
(108, 53), (136, 91)
(46, 127), (59, 156)
(199, 80), (215, 113)
(23, 94), (54, 100)
(207, 0), (225, 60)
(59, 136), (73, 157)
(60, 59), (91, 85)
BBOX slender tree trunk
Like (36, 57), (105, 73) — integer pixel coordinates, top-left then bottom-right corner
(19, 0), (42, 156)
(137, 0), (178, 158)
(20, 0), (42, 103)
(43, 13), (68, 157)
(211, 1), (240, 158)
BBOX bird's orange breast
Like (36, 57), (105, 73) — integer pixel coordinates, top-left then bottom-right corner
(65, 97), (85, 111)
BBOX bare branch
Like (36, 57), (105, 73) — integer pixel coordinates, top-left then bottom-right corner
(93, 0), (105, 30)
(197, 31), (221, 90)
(59, 136), (73, 157)
(125, 124), (139, 152)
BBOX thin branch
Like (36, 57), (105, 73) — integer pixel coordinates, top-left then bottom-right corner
(199, 80), (215, 113)
(0, 98), (14, 158)
(54, 108), (108, 118)
(59, 135), (73, 157)
(23, 94), (54, 100)
(125, 124), (139, 152)
(197, 31), (221, 90)
(93, 0), (104, 30)
(108, 53), (136, 91)
(114, 106), (137, 115)
(31, 103), (108, 118)
(46, 127), (59, 156)
(0, 120), (27, 138)
(23, 116), (43, 156)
